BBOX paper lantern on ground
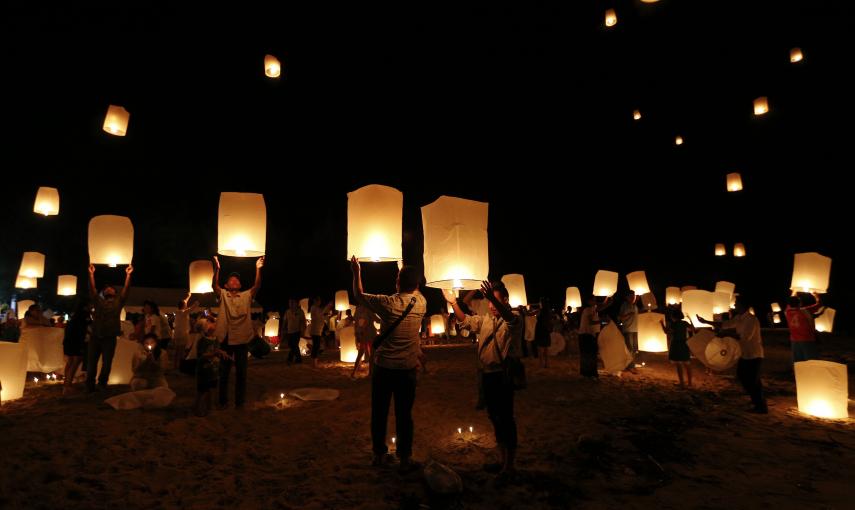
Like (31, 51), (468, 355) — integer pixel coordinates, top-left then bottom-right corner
(339, 326), (358, 362)
(218, 192), (266, 257)
(705, 337), (741, 370)
(264, 54), (281, 78)
(19, 252), (45, 279)
(103, 105), (129, 136)
(501, 274), (528, 308)
(15, 275), (36, 290)
(771, 302), (781, 313)
(726, 173), (743, 192)
(715, 244), (726, 256)
(733, 243), (746, 257)
(0, 341), (28, 401)
(794, 360), (848, 419)
(335, 290), (350, 312)
(675, 135), (684, 146)
(565, 287), (582, 311)
(626, 271), (650, 295)
(189, 260), (214, 293)
(682, 290), (714, 328)
(665, 287), (682, 305)
(753, 97), (769, 116)
(88, 215), (134, 266)
(347, 184), (403, 262)
(633, 109), (641, 121)
(422, 196), (489, 290)
(593, 270), (618, 297)
(264, 317), (279, 337)
(773, 313), (782, 324)
(790, 47), (804, 63)
(16, 300), (35, 320)
(33, 187), (60, 216)
(715, 281), (736, 299)
(815, 308), (835, 333)
(605, 8), (617, 27)
(57, 275), (77, 296)
(430, 315), (446, 336)
(713, 292), (731, 315)
(790, 252), (832, 293)
(637, 312), (668, 352)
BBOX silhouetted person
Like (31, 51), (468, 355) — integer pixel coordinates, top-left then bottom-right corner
(86, 263), (133, 392)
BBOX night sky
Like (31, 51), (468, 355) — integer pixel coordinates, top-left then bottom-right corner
(2, 1), (853, 332)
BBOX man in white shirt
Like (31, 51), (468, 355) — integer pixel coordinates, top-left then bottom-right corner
(351, 256), (426, 473)
(284, 299), (306, 365)
(212, 255), (264, 409)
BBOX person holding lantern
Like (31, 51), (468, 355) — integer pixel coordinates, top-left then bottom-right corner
(86, 263), (133, 392)
(785, 291), (825, 363)
(578, 295), (614, 378)
(212, 255), (264, 410)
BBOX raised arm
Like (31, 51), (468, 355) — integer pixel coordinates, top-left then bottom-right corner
(481, 281), (515, 323)
(443, 290), (467, 323)
(250, 256), (264, 298)
(212, 256), (222, 294)
(88, 264), (97, 300)
(120, 265), (133, 301)
(350, 256), (366, 303)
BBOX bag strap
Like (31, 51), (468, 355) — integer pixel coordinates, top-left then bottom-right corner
(372, 296), (417, 352)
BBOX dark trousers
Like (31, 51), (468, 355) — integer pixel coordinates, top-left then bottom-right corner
(579, 334), (598, 377)
(791, 342), (819, 363)
(482, 371), (517, 449)
(371, 365), (416, 458)
(737, 358), (767, 411)
(86, 335), (117, 389)
(311, 335), (321, 359)
(218, 343), (248, 406)
(287, 333), (302, 363)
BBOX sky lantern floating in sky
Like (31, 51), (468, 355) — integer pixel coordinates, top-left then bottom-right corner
(665, 287), (682, 305)
(790, 47), (804, 63)
(814, 308), (835, 333)
(18, 252), (45, 279)
(102, 105), (129, 136)
(189, 260), (214, 293)
(218, 192), (266, 257)
(335, 290), (350, 312)
(773, 313), (782, 324)
(422, 196), (488, 291)
(15, 275), (36, 290)
(675, 135), (684, 146)
(593, 270), (618, 297)
(715, 243), (726, 256)
(347, 184), (403, 262)
(565, 287), (582, 311)
(753, 97), (769, 116)
(33, 187), (59, 216)
(633, 109), (641, 120)
(88, 215), (134, 266)
(501, 274), (528, 308)
(771, 302), (782, 313)
(626, 271), (650, 296)
(733, 243), (746, 257)
(430, 315), (446, 336)
(605, 9), (617, 27)
(727, 172), (743, 192)
(794, 360), (848, 419)
(57, 275), (77, 296)
(264, 54), (281, 78)
(790, 252), (831, 293)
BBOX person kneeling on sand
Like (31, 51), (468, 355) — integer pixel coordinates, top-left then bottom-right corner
(130, 334), (168, 391)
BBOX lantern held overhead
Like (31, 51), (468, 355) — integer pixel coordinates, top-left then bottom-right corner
(33, 187), (60, 216)
(790, 252), (831, 294)
(501, 274), (528, 308)
(421, 196), (489, 290)
(347, 184), (403, 262)
(88, 215), (134, 266)
(217, 192), (267, 257)
(189, 260), (214, 293)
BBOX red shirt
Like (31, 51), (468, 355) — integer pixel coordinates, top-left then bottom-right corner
(785, 304), (820, 342)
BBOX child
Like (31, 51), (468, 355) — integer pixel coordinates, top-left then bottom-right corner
(195, 316), (227, 416)
(661, 308), (694, 388)
(130, 334), (169, 391)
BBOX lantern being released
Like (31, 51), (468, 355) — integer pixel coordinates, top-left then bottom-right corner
(264, 318), (279, 337)
(633, 109), (641, 120)
(675, 135), (684, 146)
(102, 105), (130, 136)
(713, 292), (731, 315)
(347, 184), (403, 262)
(682, 290), (714, 328)
(604, 8), (617, 27)
(626, 271), (650, 295)
(264, 54), (281, 78)
(773, 313), (782, 324)
(638, 312), (668, 353)
(189, 260), (214, 293)
(565, 287), (582, 311)
(18, 252), (45, 279)
(335, 290), (350, 312)
(16, 300), (35, 320)
(339, 326), (358, 362)
(790, 47), (804, 63)
(218, 192), (266, 257)
(715, 244), (726, 256)
(15, 275), (36, 290)
(0, 341), (29, 401)
(733, 243), (746, 257)
(88, 215), (134, 266)
(665, 287), (682, 305)
(421, 196), (489, 290)
(771, 302), (782, 313)
(815, 308), (835, 333)
(501, 274), (527, 308)
(753, 97), (769, 116)
(593, 270), (618, 297)
(790, 252), (832, 293)
(57, 275), (77, 296)
(794, 360), (848, 419)
(726, 172), (743, 192)
(715, 281), (736, 299)
(430, 315), (446, 336)
(33, 187), (60, 216)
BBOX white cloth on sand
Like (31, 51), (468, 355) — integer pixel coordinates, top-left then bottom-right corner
(105, 386), (176, 410)
(598, 321), (633, 374)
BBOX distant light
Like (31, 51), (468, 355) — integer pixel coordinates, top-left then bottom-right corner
(264, 54), (281, 78)
(753, 97), (769, 116)
(727, 172), (743, 192)
(675, 135), (684, 146)
(605, 9), (617, 27)
(790, 48), (804, 63)
(102, 105), (129, 136)
(633, 109), (642, 121)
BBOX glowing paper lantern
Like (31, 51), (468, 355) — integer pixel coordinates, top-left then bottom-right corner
(790, 252), (832, 293)
(264, 318), (280, 337)
(705, 337), (741, 370)
(771, 302), (781, 313)
(773, 313), (782, 324)
(218, 192), (266, 257)
(715, 244), (726, 256)
(335, 290), (350, 312)
(96, 339), (139, 385)
(715, 281), (736, 299)
(753, 97), (769, 116)
(641, 0), (660, 3)
(16, 300), (35, 320)
(733, 243), (746, 257)
(19, 252), (45, 279)
(682, 290), (714, 328)
(33, 187), (60, 216)
(633, 109), (641, 121)
(681, 286), (697, 292)
(430, 315), (446, 336)
(88, 215), (134, 266)
(640, 292), (657, 310)
(339, 326), (358, 362)
(713, 292), (731, 315)
(605, 8), (617, 27)
(626, 271), (650, 295)
(347, 184), (403, 262)
(15, 275), (36, 290)
(790, 47), (804, 63)
(593, 270), (618, 297)
(57, 275), (77, 296)
(300, 298), (309, 316)
(565, 287), (582, 311)
(815, 308), (835, 333)
(665, 287), (682, 305)
(675, 135), (684, 146)
(120, 308), (126, 322)
(422, 196), (489, 290)
(264, 54), (281, 78)
(501, 274), (528, 308)
(726, 172), (743, 192)
(638, 312), (667, 353)
(102, 105), (129, 136)
(189, 260), (214, 293)
(0, 341), (29, 401)
(794, 360), (848, 419)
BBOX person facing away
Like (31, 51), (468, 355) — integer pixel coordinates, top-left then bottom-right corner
(195, 316), (228, 416)
(212, 255), (264, 410)
(62, 300), (91, 396)
(284, 299), (306, 365)
(350, 256), (426, 474)
(619, 291), (639, 369)
(352, 305), (377, 378)
(578, 295), (613, 378)
(87, 263), (133, 392)
(661, 307), (694, 388)
(785, 291), (825, 363)
(173, 291), (199, 370)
